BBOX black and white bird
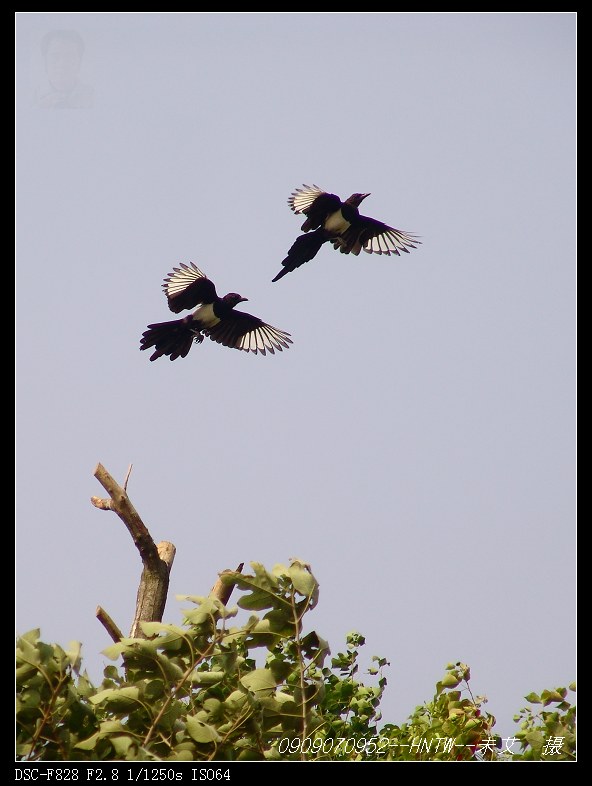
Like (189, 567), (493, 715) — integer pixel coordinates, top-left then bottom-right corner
(272, 184), (421, 282)
(140, 263), (292, 360)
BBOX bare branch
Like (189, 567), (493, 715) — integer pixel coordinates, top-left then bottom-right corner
(210, 562), (244, 606)
(96, 606), (124, 643)
(93, 463), (160, 568)
(123, 463), (133, 492)
(128, 541), (177, 639)
(157, 541), (176, 569)
(90, 496), (113, 511)
(91, 463), (176, 639)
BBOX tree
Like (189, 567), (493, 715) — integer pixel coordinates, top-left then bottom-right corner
(16, 560), (575, 761)
(16, 464), (575, 761)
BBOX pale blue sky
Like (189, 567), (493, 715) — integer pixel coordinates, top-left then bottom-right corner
(16, 12), (576, 745)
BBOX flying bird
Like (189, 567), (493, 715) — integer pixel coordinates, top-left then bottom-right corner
(272, 184), (420, 282)
(140, 263), (292, 360)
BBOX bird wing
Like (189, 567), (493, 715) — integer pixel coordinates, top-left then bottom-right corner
(288, 185), (343, 232)
(162, 262), (218, 313)
(205, 310), (293, 355)
(288, 184), (329, 214)
(333, 217), (421, 256)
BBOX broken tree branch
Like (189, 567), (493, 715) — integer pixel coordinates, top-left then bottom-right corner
(210, 563), (244, 606)
(96, 606), (124, 643)
(129, 540), (177, 638)
(91, 462), (176, 639)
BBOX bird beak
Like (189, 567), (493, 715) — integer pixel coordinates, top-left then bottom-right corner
(239, 297), (248, 303)
(361, 193), (371, 201)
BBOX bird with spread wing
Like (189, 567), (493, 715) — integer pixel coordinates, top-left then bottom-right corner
(272, 184), (420, 282)
(141, 263), (292, 360)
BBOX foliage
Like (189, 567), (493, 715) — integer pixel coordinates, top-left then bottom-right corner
(510, 685), (576, 760)
(16, 560), (575, 761)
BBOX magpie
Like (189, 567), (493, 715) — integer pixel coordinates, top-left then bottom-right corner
(140, 263), (292, 360)
(272, 184), (421, 282)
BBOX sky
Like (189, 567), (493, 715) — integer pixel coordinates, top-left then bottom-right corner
(15, 12), (576, 748)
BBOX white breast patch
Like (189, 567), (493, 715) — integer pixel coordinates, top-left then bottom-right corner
(324, 210), (350, 235)
(194, 303), (220, 327)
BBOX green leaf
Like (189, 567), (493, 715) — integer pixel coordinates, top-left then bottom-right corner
(176, 594), (207, 604)
(65, 641), (83, 670)
(346, 631), (366, 647)
(249, 609), (290, 633)
(90, 686), (141, 711)
(263, 608), (297, 634)
(525, 730), (545, 750)
(189, 671), (225, 686)
(145, 655), (184, 683)
(240, 668), (277, 695)
(16, 662), (39, 682)
(184, 597), (223, 622)
(223, 690), (249, 712)
(111, 735), (135, 757)
(202, 698), (222, 715)
(234, 563), (284, 611)
(220, 604), (239, 619)
(524, 692), (541, 704)
(261, 692), (297, 711)
(99, 720), (129, 734)
(125, 638), (162, 655)
(171, 748), (195, 761)
(182, 610), (211, 626)
(185, 715), (221, 743)
(18, 689), (41, 708)
(37, 641), (57, 666)
(239, 591), (280, 611)
(102, 643), (127, 661)
(16, 636), (42, 666)
(74, 721), (129, 751)
(144, 680), (165, 701)
(541, 689), (565, 705)
(287, 564), (317, 597)
(440, 673), (461, 688)
(140, 621), (187, 638)
(74, 732), (102, 750)
(267, 657), (292, 683)
(18, 629), (41, 645)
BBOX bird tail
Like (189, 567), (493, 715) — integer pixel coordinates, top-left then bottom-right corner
(140, 316), (203, 361)
(272, 228), (328, 282)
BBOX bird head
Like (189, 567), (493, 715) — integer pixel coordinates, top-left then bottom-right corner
(224, 293), (248, 308)
(346, 192), (370, 207)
